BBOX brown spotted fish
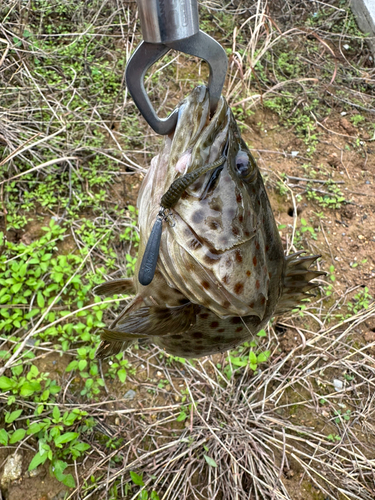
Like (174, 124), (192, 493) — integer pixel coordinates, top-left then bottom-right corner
(94, 86), (324, 358)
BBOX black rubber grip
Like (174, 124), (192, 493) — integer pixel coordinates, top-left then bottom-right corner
(138, 217), (163, 286)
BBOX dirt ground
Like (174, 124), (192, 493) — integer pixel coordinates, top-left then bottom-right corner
(1, 1), (375, 499)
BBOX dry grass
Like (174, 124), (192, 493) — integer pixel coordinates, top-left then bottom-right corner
(1, 0), (375, 499)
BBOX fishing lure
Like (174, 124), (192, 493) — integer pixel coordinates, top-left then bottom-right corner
(138, 155), (226, 286)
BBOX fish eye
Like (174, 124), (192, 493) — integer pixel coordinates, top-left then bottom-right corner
(235, 151), (255, 180)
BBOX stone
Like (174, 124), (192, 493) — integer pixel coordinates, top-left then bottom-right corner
(1, 452), (23, 487)
(124, 389), (136, 400)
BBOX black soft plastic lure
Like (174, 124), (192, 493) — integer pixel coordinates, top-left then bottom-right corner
(138, 155), (226, 286)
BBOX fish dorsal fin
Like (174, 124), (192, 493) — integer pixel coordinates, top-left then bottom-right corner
(275, 252), (326, 315)
(93, 278), (135, 297)
(100, 302), (199, 342)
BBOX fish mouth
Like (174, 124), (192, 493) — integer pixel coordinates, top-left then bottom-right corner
(168, 86), (232, 182)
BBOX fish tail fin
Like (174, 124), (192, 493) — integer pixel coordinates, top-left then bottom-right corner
(275, 252), (326, 315)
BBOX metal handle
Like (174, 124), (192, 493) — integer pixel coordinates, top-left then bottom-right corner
(125, 31), (227, 135)
(137, 0), (199, 43)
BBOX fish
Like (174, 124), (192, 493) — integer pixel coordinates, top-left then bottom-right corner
(94, 86), (324, 359)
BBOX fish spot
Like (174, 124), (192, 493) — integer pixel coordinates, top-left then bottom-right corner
(213, 335), (224, 342)
(181, 192), (189, 200)
(265, 244), (269, 252)
(261, 296), (266, 305)
(217, 329), (225, 333)
(235, 250), (242, 263)
(189, 238), (202, 250)
(171, 334), (183, 340)
(244, 230), (250, 237)
(210, 321), (219, 329)
(222, 300), (230, 308)
(192, 210), (204, 224)
(269, 272), (272, 278)
(231, 317), (241, 324)
(256, 280), (260, 289)
(204, 254), (221, 265)
(236, 192), (242, 203)
(194, 344), (205, 352)
(235, 326), (243, 333)
(192, 331), (203, 339)
(211, 203), (222, 212)
(232, 226), (240, 236)
(246, 270), (251, 277)
(200, 313), (209, 319)
(238, 214), (243, 223)
(257, 200), (260, 205)
(201, 281), (210, 290)
(178, 298), (190, 305)
(222, 275), (229, 284)
(253, 256), (257, 266)
(249, 302), (254, 308)
(207, 219), (221, 231)
(255, 241), (260, 250)
(234, 282), (244, 295)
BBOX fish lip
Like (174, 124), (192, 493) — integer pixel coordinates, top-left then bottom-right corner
(172, 88), (229, 177)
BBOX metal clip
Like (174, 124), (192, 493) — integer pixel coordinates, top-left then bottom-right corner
(125, 0), (227, 135)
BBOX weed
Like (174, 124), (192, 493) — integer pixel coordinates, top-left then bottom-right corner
(350, 114), (365, 127)
(220, 331), (270, 379)
(347, 287), (372, 315)
(306, 181), (347, 209)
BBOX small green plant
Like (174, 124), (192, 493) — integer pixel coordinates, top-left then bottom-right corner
(306, 182), (346, 209)
(176, 406), (189, 422)
(222, 332), (270, 379)
(277, 180), (289, 197)
(293, 218), (318, 248)
(107, 353), (135, 383)
(350, 114), (365, 126)
(129, 471), (160, 500)
(347, 287), (372, 315)
(334, 409), (351, 423)
(327, 434), (341, 442)
(0, 400), (94, 488)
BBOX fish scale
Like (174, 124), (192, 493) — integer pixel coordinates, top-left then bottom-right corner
(94, 86), (325, 359)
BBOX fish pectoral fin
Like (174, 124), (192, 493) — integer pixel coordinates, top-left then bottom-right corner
(93, 278), (135, 297)
(106, 302), (199, 339)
